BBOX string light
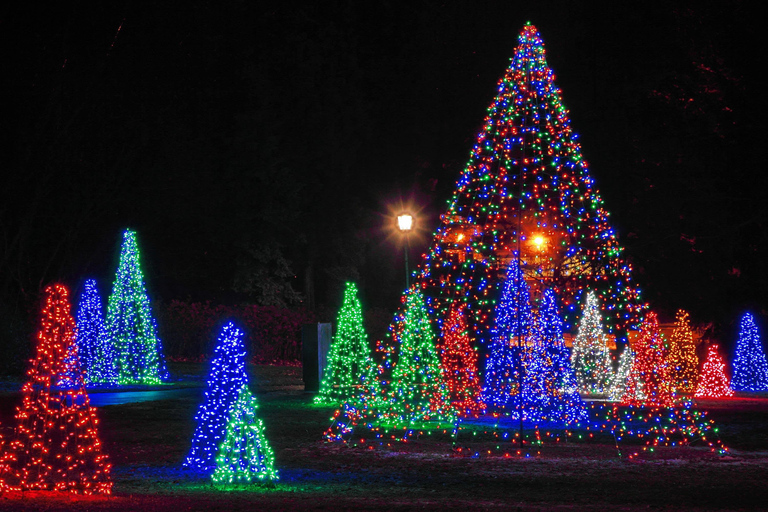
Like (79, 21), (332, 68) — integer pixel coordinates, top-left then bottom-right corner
(185, 321), (249, 473)
(211, 385), (278, 485)
(731, 313), (768, 392)
(315, 282), (376, 405)
(571, 291), (613, 394)
(0, 284), (112, 494)
(695, 344), (734, 398)
(106, 229), (168, 385)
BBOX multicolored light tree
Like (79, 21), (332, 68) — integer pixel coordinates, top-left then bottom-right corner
(185, 321), (249, 473)
(695, 344), (734, 398)
(315, 282), (375, 405)
(437, 302), (485, 417)
(622, 312), (674, 407)
(211, 385), (278, 485)
(482, 258), (531, 411)
(0, 284), (112, 494)
(667, 309), (698, 394)
(731, 313), (768, 392)
(106, 229), (168, 384)
(571, 291), (613, 394)
(414, 22), (644, 352)
(75, 279), (117, 386)
(385, 287), (454, 424)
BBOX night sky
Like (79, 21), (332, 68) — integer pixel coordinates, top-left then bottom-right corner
(2, 1), (765, 355)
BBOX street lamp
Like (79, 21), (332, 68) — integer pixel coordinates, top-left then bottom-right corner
(397, 213), (413, 289)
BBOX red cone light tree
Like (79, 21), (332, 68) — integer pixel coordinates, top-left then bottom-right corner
(695, 344), (734, 398)
(0, 284), (112, 494)
(437, 302), (485, 417)
(622, 312), (674, 407)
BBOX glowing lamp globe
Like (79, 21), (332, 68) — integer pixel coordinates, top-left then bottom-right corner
(397, 213), (413, 232)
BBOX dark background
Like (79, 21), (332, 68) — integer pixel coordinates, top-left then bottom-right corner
(1, 1), (765, 363)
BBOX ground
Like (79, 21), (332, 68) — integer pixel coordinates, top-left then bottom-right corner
(1, 363), (767, 511)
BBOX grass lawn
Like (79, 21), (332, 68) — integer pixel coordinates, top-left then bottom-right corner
(1, 363), (767, 511)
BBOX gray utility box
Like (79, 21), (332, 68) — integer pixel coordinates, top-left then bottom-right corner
(301, 322), (332, 392)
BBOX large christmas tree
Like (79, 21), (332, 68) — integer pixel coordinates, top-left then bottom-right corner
(731, 313), (768, 392)
(185, 321), (249, 473)
(106, 229), (168, 384)
(0, 284), (112, 494)
(414, 22), (644, 352)
(315, 282), (375, 405)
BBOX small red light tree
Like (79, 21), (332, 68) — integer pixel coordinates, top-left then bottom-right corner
(695, 344), (734, 398)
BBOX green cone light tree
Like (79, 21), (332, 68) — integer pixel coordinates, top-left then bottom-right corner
(315, 282), (375, 405)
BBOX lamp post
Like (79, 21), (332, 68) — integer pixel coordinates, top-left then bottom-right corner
(397, 213), (413, 290)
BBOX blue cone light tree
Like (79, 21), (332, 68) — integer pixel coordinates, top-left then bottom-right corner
(527, 289), (586, 422)
(482, 258), (532, 411)
(185, 321), (249, 473)
(731, 313), (768, 392)
(76, 279), (117, 386)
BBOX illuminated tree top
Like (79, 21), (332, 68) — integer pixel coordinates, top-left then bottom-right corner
(415, 22), (645, 341)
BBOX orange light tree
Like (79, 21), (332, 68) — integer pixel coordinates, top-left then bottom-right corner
(667, 310), (699, 393)
(0, 284), (112, 494)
